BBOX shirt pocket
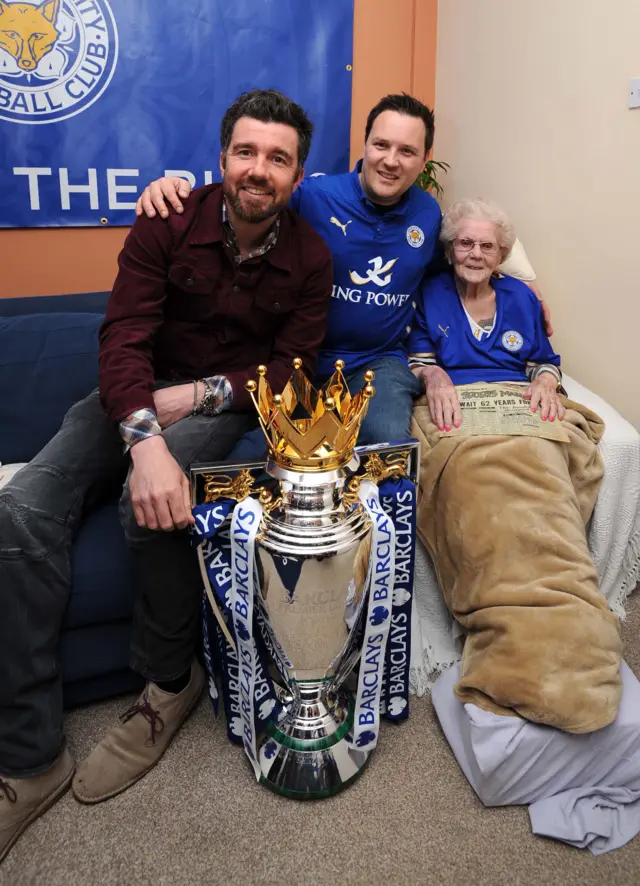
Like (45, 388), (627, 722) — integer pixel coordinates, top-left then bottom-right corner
(166, 263), (219, 322)
(168, 263), (215, 296)
(253, 287), (297, 318)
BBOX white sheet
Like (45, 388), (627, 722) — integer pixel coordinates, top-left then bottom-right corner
(431, 661), (640, 855)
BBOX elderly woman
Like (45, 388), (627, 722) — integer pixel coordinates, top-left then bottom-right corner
(407, 198), (622, 736)
(409, 198), (563, 431)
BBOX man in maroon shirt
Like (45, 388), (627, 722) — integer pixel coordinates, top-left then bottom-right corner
(0, 90), (332, 861)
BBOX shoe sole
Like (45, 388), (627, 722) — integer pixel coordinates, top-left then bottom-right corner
(0, 761), (74, 864)
(72, 677), (204, 805)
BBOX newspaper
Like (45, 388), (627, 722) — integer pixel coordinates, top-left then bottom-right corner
(441, 383), (570, 442)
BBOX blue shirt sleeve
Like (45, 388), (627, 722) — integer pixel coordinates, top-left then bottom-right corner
(288, 179), (305, 214)
(408, 283), (437, 355)
(423, 232), (447, 278)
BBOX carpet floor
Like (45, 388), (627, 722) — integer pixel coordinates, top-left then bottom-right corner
(2, 589), (639, 886)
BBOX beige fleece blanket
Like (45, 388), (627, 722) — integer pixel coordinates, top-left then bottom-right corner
(410, 388), (622, 733)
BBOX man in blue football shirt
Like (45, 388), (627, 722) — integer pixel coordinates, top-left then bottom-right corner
(137, 93), (547, 450)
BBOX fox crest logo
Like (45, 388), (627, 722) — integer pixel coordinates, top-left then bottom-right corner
(0, 0), (60, 71)
(0, 0), (118, 124)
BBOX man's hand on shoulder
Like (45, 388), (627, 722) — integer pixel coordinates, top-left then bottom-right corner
(527, 280), (554, 337)
(135, 176), (193, 219)
(129, 435), (194, 531)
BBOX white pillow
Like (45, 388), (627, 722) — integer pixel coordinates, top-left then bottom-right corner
(0, 463), (27, 489)
(497, 237), (536, 282)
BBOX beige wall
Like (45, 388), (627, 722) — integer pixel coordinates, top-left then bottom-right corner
(434, 0), (640, 428)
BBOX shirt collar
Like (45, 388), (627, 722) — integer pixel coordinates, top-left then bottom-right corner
(350, 159), (413, 216)
(221, 198), (280, 265)
(189, 184), (290, 271)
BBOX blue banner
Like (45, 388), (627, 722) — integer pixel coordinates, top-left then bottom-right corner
(0, 0), (353, 227)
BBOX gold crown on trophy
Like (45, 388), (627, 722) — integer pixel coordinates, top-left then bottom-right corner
(245, 358), (375, 471)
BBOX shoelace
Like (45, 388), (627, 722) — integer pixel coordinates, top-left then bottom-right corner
(0, 778), (17, 804)
(120, 696), (165, 745)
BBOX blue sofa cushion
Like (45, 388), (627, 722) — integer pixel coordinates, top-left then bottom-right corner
(60, 621), (144, 707)
(0, 312), (103, 464)
(0, 291), (109, 317)
(64, 501), (136, 631)
(59, 622), (135, 685)
(63, 668), (144, 709)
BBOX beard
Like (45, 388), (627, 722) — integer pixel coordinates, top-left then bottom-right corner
(222, 176), (288, 224)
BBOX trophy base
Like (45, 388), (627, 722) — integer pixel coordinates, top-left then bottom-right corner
(257, 680), (370, 800)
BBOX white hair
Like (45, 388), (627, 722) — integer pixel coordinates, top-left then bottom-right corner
(440, 198), (516, 261)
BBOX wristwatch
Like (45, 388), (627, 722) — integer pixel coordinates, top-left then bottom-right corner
(199, 379), (220, 416)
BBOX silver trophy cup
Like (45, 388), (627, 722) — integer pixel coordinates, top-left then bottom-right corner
(254, 456), (372, 798)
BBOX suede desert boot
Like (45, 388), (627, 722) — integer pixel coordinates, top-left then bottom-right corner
(72, 661), (204, 804)
(0, 747), (74, 864)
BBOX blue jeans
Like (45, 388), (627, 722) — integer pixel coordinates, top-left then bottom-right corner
(227, 356), (421, 462)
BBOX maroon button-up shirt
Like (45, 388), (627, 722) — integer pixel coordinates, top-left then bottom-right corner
(98, 183), (333, 423)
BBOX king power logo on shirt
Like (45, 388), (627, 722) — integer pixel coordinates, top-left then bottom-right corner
(350, 256), (398, 287)
(333, 256), (411, 308)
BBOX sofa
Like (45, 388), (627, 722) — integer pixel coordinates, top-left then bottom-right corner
(0, 292), (144, 707)
(2, 292), (639, 709)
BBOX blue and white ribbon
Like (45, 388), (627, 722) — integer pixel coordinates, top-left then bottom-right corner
(229, 497), (263, 779)
(351, 479), (396, 752)
(192, 501), (235, 609)
(201, 591), (220, 716)
(379, 476), (416, 722)
(193, 500), (235, 542)
(192, 499), (283, 746)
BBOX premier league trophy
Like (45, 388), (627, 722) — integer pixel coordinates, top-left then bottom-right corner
(191, 359), (418, 799)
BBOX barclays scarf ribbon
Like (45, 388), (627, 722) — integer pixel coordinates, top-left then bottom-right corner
(352, 479), (396, 752)
(379, 475), (416, 722)
(191, 500), (283, 751)
(229, 497), (263, 779)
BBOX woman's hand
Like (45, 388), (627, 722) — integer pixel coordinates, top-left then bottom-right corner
(524, 373), (565, 421)
(413, 365), (462, 432)
(135, 177), (192, 218)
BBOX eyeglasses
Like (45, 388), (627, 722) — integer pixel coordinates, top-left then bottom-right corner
(454, 238), (499, 256)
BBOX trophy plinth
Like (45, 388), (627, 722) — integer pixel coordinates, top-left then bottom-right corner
(259, 682), (368, 799)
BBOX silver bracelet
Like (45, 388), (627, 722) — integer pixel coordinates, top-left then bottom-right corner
(192, 380), (199, 416)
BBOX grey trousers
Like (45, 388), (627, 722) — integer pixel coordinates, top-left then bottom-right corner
(0, 390), (254, 776)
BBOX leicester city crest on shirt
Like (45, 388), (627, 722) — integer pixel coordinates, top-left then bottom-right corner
(0, 0), (118, 124)
(502, 330), (524, 352)
(406, 225), (425, 248)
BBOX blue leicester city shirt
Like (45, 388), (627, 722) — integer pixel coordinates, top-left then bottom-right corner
(290, 161), (442, 380)
(409, 272), (560, 385)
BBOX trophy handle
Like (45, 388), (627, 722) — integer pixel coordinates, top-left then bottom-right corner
(197, 546), (236, 650)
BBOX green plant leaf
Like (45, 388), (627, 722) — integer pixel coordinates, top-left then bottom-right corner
(415, 158), (450, 196)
